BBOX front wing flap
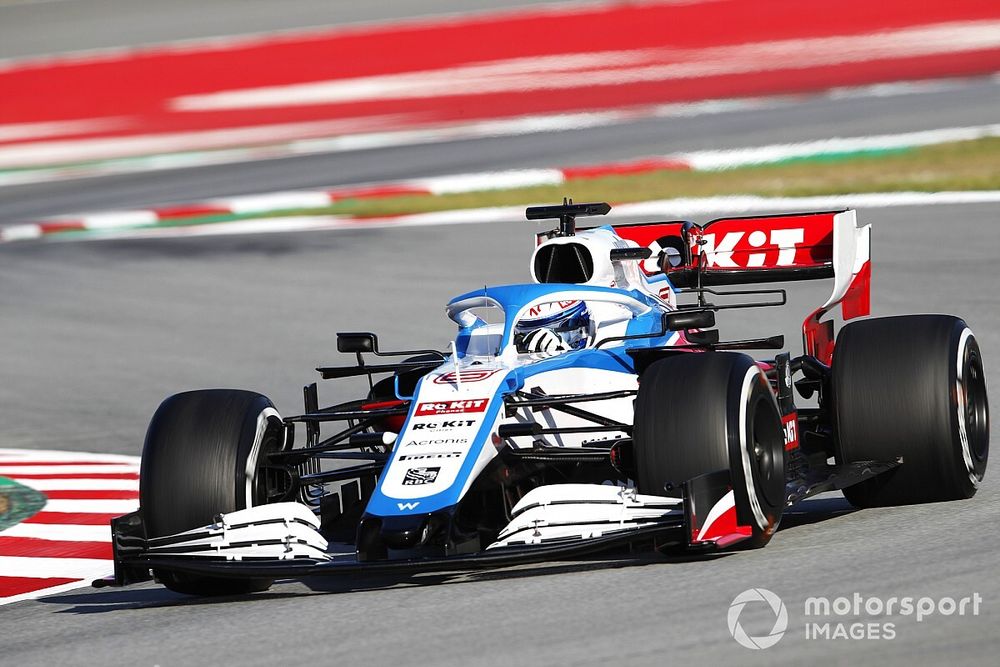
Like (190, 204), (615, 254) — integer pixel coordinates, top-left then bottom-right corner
(99, 472), (742, 587)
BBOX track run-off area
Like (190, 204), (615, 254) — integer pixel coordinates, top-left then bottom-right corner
(0, 449), (139, 604)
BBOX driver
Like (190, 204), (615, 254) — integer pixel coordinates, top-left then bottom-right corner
(514, 300), (591, 356)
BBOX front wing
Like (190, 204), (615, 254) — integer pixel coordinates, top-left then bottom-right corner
(97, 458), (898, 588)
(98, 472), (742, 588)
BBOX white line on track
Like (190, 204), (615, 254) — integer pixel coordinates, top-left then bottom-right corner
(2, 74), (994, 187)
(12, 478), (138, 491)
(0, 465), (139, 475)
(0, 556), (115, 579)
(0, 115), (414, 169)
(0, 578), (107, 606)
(40, 499), (139, 514)
(0, 523), (112, 542)
(613, 191), (1000, 216)
(172, 21), (1000, 111)
(0, 448), (140, 464)
(679, 124), (1000, 170)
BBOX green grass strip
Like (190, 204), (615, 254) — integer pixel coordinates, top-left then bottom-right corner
(42, 136), (1000, 237)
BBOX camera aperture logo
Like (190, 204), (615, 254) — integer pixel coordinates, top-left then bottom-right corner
(727, 589), (983, 648)
(728, 588), (788, 650)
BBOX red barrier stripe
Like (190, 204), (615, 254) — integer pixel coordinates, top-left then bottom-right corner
(23, 512), (124, 525)
(328, 185), (433, 201)
(0, 460), (134, 467)
(153, 204), (233, 219)
(7, 472), (138, 480)
(0, 576), (79, 598)
(36, 221), (87, 234)
(562, 158), (692, 180)
(43, 490), (139, 500)
(0, 537), (112, 560)
(2, 0), (997, 149)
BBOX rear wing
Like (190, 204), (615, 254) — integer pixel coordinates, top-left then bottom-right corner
(604, 209), (871, 364)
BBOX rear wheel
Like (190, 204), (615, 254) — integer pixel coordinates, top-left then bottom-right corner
(832, 315), (989, 507)
(634, 352), (785, 548)
(140, 389), (285, 595)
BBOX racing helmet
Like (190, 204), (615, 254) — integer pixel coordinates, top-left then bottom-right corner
(514, 300), (591, 353)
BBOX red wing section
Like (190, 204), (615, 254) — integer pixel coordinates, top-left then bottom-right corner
(695, 211), (836, 274)
(609, 211), (839, 282)
(603, 209), (872, 364)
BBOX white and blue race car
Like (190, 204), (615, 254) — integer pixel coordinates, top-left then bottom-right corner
(103, 201), (990, 596)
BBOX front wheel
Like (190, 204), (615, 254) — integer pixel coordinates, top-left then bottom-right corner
(633, 352), (786, 548)
(140, 389), (285, 595)
(832, 315), (989, 507)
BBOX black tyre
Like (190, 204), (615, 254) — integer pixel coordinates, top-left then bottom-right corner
(140, 389), (285, 595)
(833, 315), (989, 507)
(634, 352), (785, 547)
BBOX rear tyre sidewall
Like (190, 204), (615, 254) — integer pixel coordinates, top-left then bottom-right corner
(141, 389), (283, 595)
(634, 353), (785, 548)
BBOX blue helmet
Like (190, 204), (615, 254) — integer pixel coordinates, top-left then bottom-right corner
(515, 300), (591, 352)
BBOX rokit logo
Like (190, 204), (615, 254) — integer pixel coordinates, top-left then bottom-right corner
(699, 228), (805, 268)
(415, 399), (488, 415)
(411, 420), (476, 430)
(402, 467), (440, 485)
(399, 452), (462, 461)
(405, 438), (468, 446)
(782, 414), (799, 450)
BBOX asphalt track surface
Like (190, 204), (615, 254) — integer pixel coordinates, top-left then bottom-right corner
(1, 200), (997, 665)
(2, 75), (998, 225)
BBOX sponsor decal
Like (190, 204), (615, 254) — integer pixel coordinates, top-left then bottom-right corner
(0, 476), (47, 532)
(404, 438), (468, 446)
(433, 369), (501, 384)
(411, 419), (477, 430)
(523, 300), (579, 319)
(397, 501), (420, 511)
(782, 413), (799, 451)
(398, 452), (462, 461)
(700, 228), (805, 268)
(415, 399), (489, 415)
(402, 467), (440, 486)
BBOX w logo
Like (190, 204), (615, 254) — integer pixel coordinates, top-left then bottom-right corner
(397, 502), (420, 511)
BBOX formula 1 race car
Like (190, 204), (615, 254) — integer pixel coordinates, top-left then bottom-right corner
(101, 202), (990, 596)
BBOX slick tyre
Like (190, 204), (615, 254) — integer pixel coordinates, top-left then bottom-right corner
(833, 315), (989, 507)
(634, 353), (785, 548)
(140, 389), (284, 595)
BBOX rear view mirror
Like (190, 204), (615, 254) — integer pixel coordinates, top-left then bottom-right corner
(665, 310), (716, 332)
(337, 332), (378, 354)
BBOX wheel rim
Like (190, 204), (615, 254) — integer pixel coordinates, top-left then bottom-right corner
(254, 420), (288, 504)
(244, 408), (285, 508)
(962, 348), (989, 465)
(751, 396), (785, 508)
